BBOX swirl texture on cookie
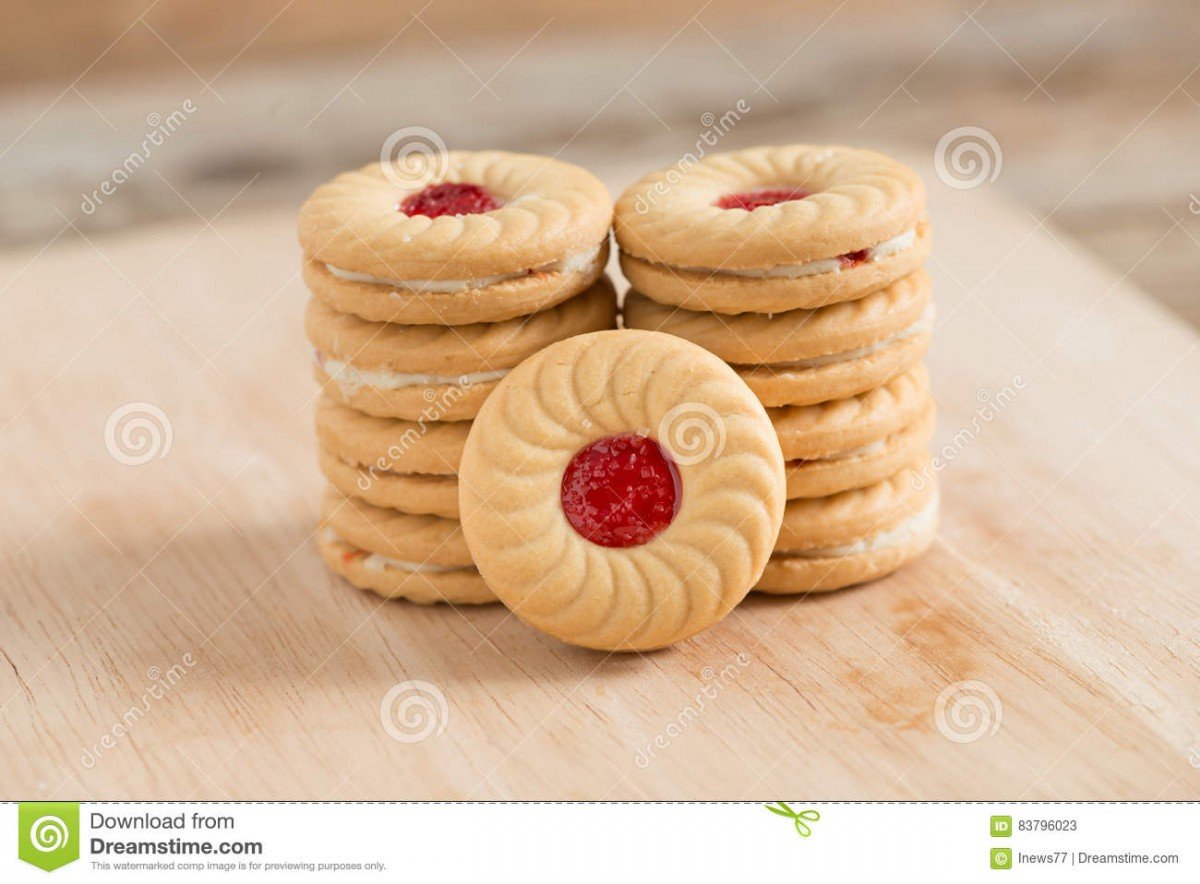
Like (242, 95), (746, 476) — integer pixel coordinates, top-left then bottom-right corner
(615, 145), (927, 313)
(299, 151), (612, 284)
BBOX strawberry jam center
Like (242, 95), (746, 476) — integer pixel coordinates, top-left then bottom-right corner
(839, 248), (870, 268)
(398, 182), (500, 218)
(716, 187), (810, 211)
(560, 434), (681, 548)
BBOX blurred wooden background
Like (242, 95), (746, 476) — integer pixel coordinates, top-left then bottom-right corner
(1, 0), (1198, 325)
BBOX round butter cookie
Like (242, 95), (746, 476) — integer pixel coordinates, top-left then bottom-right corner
(309, 277), (617, 421)
(458, 329), (785, 652)
(757, 478), (939, 595)
(771, 364), (930, 460)
(615, 145), (927, 314)
(786, 400), (935, 499)
(299, 151), (612, 325)
(319, 487), (496, 604)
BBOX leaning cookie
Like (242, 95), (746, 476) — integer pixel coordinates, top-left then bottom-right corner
(756, 479), (939, 595)
(786, 400), (935, 499)
(459, 329), (785, 652)
(616, 145), (927, 314)
(770, 365), (930, 461)
(309, 276), (617, 421)
(299, 151), (612, 325)
(319, 487), (496, 604)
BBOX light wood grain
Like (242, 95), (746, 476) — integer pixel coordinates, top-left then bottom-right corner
(1, 161), (1199, 800)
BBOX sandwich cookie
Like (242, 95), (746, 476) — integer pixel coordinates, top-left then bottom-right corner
(758, 468), (939, 594)
(318, 446), (459, 518)
(786, 399), (935, 499)
(458, 329), (785, 651)
(299, 151), (612, 325)
(615, 145), (928, 314)
(316, 394), (468, 517)
(625, 271), (934, 407)
(771, 364), (930, 461)
(308, 276), (617, 421)
(319, 487), (495, 604)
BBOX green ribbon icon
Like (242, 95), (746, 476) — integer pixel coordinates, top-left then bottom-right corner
(18, 803), (80, 872)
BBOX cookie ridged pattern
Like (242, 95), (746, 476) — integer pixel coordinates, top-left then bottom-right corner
(459, 330), (785, 651)
(299, 152), (612, 279)
(615, 145), (925, 269)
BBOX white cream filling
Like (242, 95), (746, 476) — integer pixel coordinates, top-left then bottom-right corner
(796, 439), (887, 465)
(317, 353), (509, 394)
(362, 554), (471, 574)
(759, 302), (935, 371)
(778, 494), (939, 559)
(682, 228), (917, 279)
(326, 245), (603, 294)
(323, 528), (472, 574)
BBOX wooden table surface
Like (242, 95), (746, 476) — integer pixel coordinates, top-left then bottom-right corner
(2, 160), (1199, 800)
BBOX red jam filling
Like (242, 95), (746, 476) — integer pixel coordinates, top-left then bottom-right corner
(838, 248), (870, 268)
(716, 188), (810, 211)
(560, 434), (681, 548)
(398, 182), (500, 218)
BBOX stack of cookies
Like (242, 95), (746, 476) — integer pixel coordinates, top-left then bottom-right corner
(616, 144), (937, 594)
(297, 150), (615, 604)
